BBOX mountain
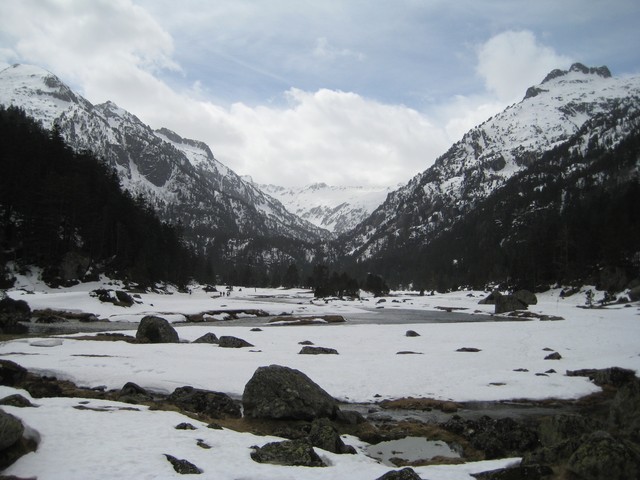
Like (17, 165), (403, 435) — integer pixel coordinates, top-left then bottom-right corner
(341, 63), (640, 289)
(258, 182), (393, 234)
(0, 64), (327, 273)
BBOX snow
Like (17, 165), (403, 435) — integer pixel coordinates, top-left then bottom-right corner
(1, 279), (639, 478)
(260, 183), (393, 233)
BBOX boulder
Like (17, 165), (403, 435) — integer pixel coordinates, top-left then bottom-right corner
(192, 332), (219, 344)
(164, 454), (202, 474)
(135, 316), (179, 343)
(250, 439), (325, 467)
(0, 360), (27, 387)
(307, 418), (356, 454)
(217, 336), (253, 348)
(405, 330), (420, 337)
(513, 289), (537, 305)
(494, 293), (528, 314)
(298, 346), (339, 355)
(566, 431), (640, 480)
(375, 467), (422, 480)
(0, 410), (24, 450)
(117, 382), (152, 403)
(0, 297), (30, 334)
(0, 394), (35, 408)
(629, 285), (640, 302)
(167, 386), (241, 419)
(478, 291), (499, 305)
(242, 364), (339, 421)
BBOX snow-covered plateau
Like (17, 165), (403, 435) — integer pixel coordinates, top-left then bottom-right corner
(1, 275), (639, 479)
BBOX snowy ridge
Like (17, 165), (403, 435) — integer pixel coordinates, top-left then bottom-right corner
(259, 182), (393, 234)
(346, 63), (640, 259)
(0, 64), (328, 260)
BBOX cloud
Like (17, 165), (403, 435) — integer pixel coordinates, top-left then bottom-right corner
(0, 1), (586, 188)
(0, 0), (178, 92)
(476, 30), (572, 102)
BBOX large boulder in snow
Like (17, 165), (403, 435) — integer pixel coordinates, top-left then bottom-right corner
(242, 365), (339, 421)
(513, 289), (537, 305)
(0, 410), (24, 451)
(0, 297), (30, 334)
(494, 293), (528, 314)
(168, 386), (241, 419)
(218, 335), (253, 348)
(135, 316), (179, 343)
(250, 439), (325, 467)
(0, 360), (27, 387)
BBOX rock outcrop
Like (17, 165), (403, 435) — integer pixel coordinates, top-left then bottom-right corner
(242, 365), (339, 421)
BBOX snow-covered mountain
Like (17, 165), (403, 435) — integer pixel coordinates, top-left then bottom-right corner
(0, 64), (327, 267)
(258, 182), (393, 235)
(344, 63), (640, 262)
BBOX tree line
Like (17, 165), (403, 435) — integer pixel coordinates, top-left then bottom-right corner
(0, 106), (212, 287)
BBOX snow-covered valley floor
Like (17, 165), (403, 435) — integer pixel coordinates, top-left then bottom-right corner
(1, 277), (639, 479)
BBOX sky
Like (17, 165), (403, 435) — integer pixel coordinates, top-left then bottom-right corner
(0, 0), (639, 188)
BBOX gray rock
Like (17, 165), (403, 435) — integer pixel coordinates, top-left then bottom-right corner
(513, 289), (537, 305)
(299, 346), (339, 355)
(192, 332), (218, 344)
(375, 467), (422, 480)
(567, 431), (640, 480)
(0, 297), (30, 334)
(405, 330), (420, 337)
(242, 364), (339, 421)
(250, 439), (325, 467)
(0, 360), (27, 387)
(544, 352), (562, 360)
(218, 336), (253, 348)
(0, 410), (24, 450)
(135, 316), (179, 343)
(628, 285), (640, 302)
(307, 418), (356, 454)
(164, 454), (202, 474)
(0, 394), (35, 408)
(494, 293), (528, 314)
(118, 381), (152, 403)
(168, 386), (241, 419)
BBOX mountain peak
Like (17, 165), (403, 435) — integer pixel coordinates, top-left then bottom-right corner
(541, 62), (611, 84)
(524, 63), (612, 100)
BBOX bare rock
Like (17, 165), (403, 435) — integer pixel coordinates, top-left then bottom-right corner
(242, 364), (339, 421)
(218, 336), (253, 348)
(168, 386), (241, 419)
(164, 454), (202, 474)
(135, 316), (179, 343)
(299, 346), (339, 355)
(250, 439), (325, 467)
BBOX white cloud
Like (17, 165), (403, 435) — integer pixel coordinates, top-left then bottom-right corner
(476, 30), (572, 102)
(0, 1), (583, 188)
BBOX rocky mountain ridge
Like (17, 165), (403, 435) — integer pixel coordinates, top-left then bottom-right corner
(343, 63), (640, 263)
(258, 182), (393, 235)
(0, 64), (328, 270)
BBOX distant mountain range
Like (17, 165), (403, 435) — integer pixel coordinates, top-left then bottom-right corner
(1, 62), (639, 290)
(257, 182), (393, 234)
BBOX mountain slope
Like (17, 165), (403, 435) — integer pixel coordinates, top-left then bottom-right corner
(258, 182), (393, 234)
(0, 64), (327, 271)
(344, 63), (640, 264)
